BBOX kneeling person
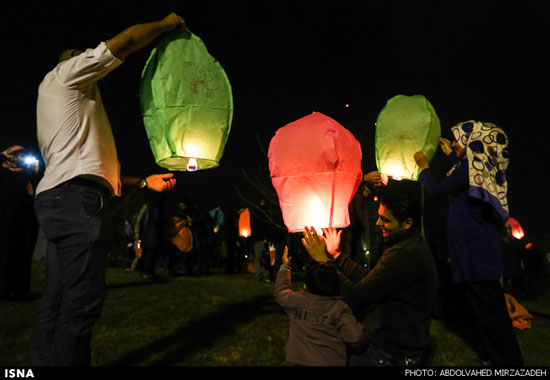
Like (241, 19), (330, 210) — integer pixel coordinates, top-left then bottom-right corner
(303, 180), (438, 366)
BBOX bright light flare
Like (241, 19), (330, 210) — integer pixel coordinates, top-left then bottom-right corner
(23, 155), (39, 166)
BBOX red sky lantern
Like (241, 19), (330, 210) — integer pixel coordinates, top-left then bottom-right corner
(238, 208), (251, 238)
(506, 217), (525, 240)
(268, 112), (363, 233)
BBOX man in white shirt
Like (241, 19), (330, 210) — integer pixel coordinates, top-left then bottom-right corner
(32, 13), (184, 366)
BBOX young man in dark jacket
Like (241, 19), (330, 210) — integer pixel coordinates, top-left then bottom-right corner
(302, 180), (438, 366)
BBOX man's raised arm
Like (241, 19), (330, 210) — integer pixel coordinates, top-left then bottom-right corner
(106, 13), (185, 60)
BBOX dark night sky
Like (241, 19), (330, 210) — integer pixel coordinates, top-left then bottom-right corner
(2, 1), (549, 235)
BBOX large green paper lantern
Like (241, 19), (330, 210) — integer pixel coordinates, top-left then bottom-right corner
(375, 94), (440, 180)
(140, 30), (233, 171)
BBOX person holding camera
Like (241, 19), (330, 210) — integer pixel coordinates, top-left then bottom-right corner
(0, 145), (41, 300)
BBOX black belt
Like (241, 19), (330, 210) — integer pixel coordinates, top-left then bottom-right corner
(64, 177), (111, 197)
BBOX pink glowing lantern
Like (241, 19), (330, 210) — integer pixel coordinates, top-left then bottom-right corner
(506, 217), (525, 240)
(268, 112), (363, 233)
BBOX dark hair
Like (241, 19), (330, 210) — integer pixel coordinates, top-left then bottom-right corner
(305, 262), (340, 297)
(378, 179), (422, 229)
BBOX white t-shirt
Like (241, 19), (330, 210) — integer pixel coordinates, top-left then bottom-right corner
(36, 42), (123, 197)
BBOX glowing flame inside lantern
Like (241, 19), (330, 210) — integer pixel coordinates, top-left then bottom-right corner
(182, 142), (201, 172)
(187, 158), (198, 172)
(382, 162), (407, 181)
(305, 196), (326, 236)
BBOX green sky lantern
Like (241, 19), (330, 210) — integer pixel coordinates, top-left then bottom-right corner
(375, 94), (440, 180)
(140, 30), (233, 171)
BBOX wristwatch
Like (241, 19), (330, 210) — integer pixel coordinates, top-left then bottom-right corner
(138, 178), (148, 189)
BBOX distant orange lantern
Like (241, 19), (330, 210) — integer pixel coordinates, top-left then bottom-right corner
(238, 208), (251, 238)
(506, 217), (525, 240)
(268, 112), (363, 233)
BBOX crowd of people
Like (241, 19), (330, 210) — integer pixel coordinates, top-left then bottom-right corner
(1, 11), (548, 368)
(120, 194), (293, 281)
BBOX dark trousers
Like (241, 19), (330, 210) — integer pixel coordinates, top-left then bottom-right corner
(32, 180), (109, 366)
(460, 281), (524, 366)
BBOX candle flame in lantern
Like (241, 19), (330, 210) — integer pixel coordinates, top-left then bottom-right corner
(382, 163), (406, 181)
(187, 158), (198, 171)
(304, 196), (326, 235)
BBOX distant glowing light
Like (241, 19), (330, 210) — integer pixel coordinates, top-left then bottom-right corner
(512, 231), (524, 240)
(506, 217), (525, 240)
(238, 208), (251, 237)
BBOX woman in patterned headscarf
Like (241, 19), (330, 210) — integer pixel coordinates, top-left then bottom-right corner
(413, 121), (523, 367)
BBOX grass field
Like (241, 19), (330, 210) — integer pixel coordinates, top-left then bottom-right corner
(1, 260), (549, 366)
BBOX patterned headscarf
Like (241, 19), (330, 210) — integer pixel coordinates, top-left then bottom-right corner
(449, 120), (510, 221)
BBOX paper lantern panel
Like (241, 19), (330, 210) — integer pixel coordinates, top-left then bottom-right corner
(375, 94), (440, 180)
(140, 30), (233, 171)
(269, 112), (362, 233)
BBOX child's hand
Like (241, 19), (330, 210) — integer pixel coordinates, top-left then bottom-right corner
(282, 246), (291, 266)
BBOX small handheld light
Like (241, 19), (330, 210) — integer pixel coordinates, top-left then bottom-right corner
(23, 155), (39, 167)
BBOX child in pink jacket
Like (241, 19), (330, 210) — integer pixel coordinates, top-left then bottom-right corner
(274, 248), (365, 366)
